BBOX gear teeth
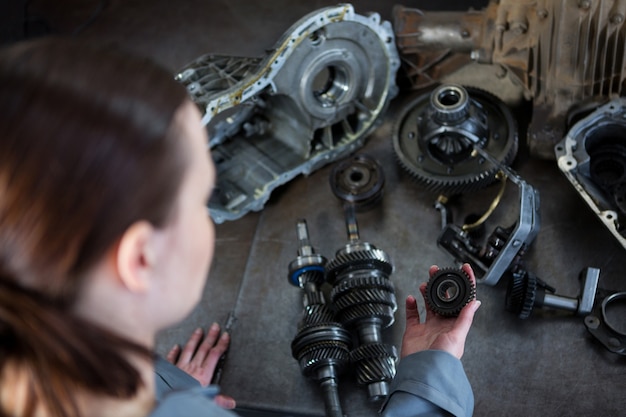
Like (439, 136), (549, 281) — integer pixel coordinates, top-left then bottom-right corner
(392, 85), (518, 196)
(332, 287), (396, 311)
(336, 303), (396, 328)
(350, 343), (398, 385)
(424, 268), (476, 317)
(505, 268), (537, 319)
(331, 275), (395, 300)
(326, 249), (393, 282)
(298, 304), (336, 327)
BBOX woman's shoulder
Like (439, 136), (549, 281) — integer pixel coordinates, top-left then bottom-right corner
(149, 387), (238, 417)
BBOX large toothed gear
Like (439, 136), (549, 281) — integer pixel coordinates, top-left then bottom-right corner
(350, 343), (398, 400)
(291, 323), (352, 377)
(326, 246), (393, 283)
(393, 84), (518, 195)
(425, 268), (476, 317)
(331, 275), (396, 327)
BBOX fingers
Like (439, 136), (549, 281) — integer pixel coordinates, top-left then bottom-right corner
(178, 327), (204, 364)
(214, 394), (236, 410)
(405, 295), (419, 323)
(201, 331), (230, 371)
(428, 264), (439, 278)
(166, 344), (180, 364)
(191, 323), (221, 366)
(450, 299), (481, 344)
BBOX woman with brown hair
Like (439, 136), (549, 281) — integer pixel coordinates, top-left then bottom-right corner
(0, 38), (480, 417)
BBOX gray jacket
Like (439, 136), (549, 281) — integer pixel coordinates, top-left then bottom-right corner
(151, 350), (473, 417)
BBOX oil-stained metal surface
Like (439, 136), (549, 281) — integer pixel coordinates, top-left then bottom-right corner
(393, 0), (626, 159)
(176, 4), (400, 223)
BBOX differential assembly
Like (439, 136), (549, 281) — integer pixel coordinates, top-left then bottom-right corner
(393, 84), (518, 195)
(288, 220), (351, 417)
(326, 208), (397, 401)
(176, 4), (399, 222)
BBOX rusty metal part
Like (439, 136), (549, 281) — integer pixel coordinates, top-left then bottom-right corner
(393, 0), (626, 159)
(177, 5), (399, 223)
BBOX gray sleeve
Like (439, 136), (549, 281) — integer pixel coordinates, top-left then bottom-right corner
(149, 388), (239, 417)
(380, 350), (474, 417)
(154, 356), (202, 400)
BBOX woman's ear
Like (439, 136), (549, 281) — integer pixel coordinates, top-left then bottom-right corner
(114, 220), (158, 293)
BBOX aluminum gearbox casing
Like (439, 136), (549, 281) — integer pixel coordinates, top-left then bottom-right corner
(176, 4), (400, 223)
(556, 98), (626, 251)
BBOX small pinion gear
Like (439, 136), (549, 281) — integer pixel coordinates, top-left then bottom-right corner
(504, 267), (537, 319)
(425, 268), (476, 317)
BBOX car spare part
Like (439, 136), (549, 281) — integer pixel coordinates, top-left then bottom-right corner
(505, 267), (599, 319)
(330, 154), (386, 211)
(425, 268), (476, 317)
(393, 0), (626, 159)
(176, 4), (400, 223)
(585, 290), (626, 355)
(288, 220), (351, 417)
(556, 98), (626, 251)
(437, 145), (541, 286)
(393, 83), (518, 196)
(326, 207), (397, 402)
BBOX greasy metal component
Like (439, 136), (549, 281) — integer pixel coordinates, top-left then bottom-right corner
(506, 267), (600, 319)
(326, 206), (397, 401)
(393, 84), (518, 195)
(393, 0), (626, 159)
(585, 291), (626, 355)
(437, 146), (541, 285)
(176, 5), (400, 223)
(425, 268), (476, 317)
(288, 220), (351, 417)
(556, 98), (626, 251)
(330, 154), (385, 210)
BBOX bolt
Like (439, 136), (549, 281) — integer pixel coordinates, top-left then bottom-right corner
(578, 0), (591, 10)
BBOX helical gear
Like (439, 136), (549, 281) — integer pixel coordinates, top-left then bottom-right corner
(505, 267), (537, 319)
(288, 220), (351, 417)
(327, 212), (397, 402)
(350, 343), (398, 386)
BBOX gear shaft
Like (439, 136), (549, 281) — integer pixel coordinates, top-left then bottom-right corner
(326, 206), (397, 401)
(288, 220), (351, 417)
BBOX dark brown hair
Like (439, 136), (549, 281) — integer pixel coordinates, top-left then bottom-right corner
(0, 38), (190, 416)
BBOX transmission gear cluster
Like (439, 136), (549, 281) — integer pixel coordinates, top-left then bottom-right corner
(288, 203), (398, 409)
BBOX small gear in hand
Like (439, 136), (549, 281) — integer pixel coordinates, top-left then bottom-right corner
(425, 268), (476, 317)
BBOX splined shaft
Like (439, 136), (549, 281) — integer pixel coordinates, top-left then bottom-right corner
(326, 208), (398, 401)
(288, 220), (351, 417)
